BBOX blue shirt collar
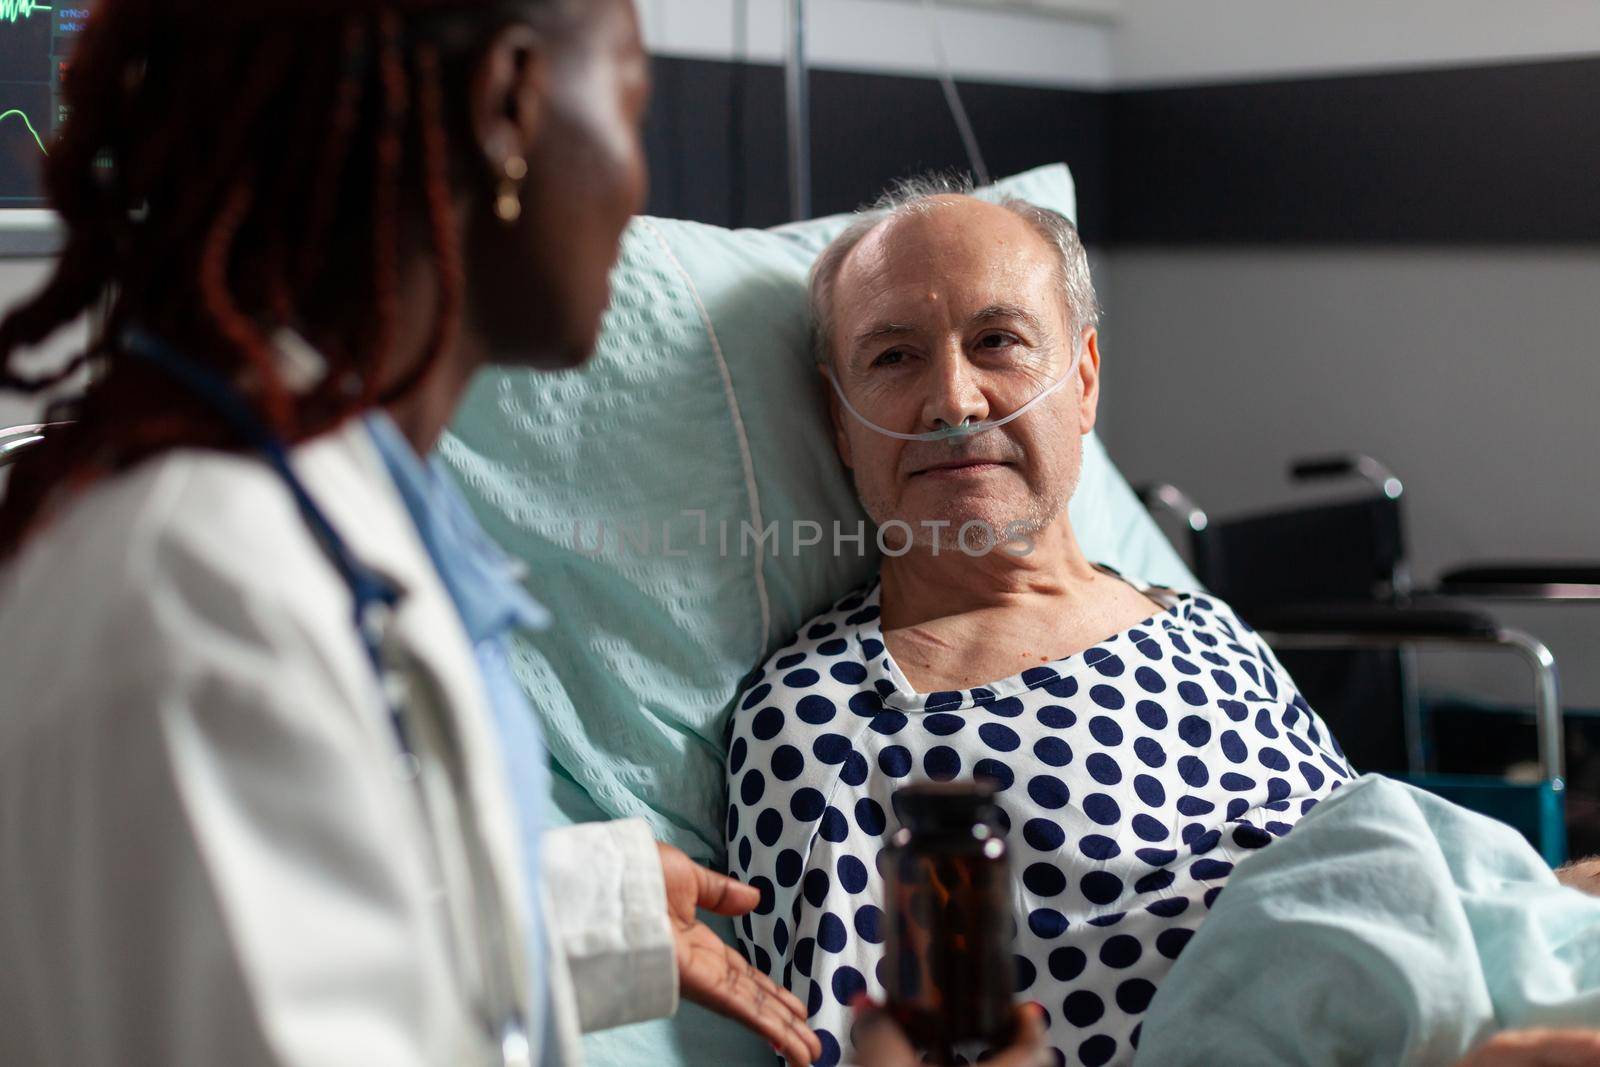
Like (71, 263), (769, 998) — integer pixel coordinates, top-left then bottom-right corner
(365, 413), (550, 644)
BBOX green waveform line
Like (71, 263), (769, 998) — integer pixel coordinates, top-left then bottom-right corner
(0, 1), (52, 24)
(0, 109), (48, 155)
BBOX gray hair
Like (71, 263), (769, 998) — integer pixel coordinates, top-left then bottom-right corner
(808, 174), (1101, 366)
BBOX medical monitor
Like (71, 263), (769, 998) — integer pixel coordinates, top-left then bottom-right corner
(0, 2), (87, 256)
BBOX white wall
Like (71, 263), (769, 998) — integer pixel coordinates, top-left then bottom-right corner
(1113, 0), (1600, 85)
(1098, 249), (1600, 707)
(637, 0), (1115, 88)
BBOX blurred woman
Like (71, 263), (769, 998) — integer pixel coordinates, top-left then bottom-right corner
(0, 2), (817, 1065)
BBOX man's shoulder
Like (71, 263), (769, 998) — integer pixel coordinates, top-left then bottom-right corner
(732, 581), (884, 712)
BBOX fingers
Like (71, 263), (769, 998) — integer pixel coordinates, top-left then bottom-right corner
(1459, 1029), (1600, 1067)
(986, 1005), (1052, 1067)
(693, 863), (762, 917)
(680, 932), (821, 1066)
(852, 1004), (916, 1067)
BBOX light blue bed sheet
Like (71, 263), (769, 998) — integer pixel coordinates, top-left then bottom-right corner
(1136, 776), (1600, 1066)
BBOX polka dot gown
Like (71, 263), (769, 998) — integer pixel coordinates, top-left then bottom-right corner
(725, 575), (1355, 1067)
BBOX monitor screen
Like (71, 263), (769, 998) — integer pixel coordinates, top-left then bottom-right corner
(2, 3), (88, 210)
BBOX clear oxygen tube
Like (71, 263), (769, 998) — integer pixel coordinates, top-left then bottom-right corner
(821, 343), (1082, 443)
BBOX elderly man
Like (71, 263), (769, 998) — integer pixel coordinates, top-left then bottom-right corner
(724, 183), (1355, 1067)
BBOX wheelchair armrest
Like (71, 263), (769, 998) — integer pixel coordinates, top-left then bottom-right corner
(1247, 601), (1498, 640)
(1438, 563), (1600, 600)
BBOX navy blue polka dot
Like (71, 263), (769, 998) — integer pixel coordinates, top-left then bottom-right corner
(1220, 771), (1256, 792)
(1062, 989), (1105, 1027)
(877, 745), (912, 778)
(1024, 818), (1066, 852)
(986, 696), (1025, 718)
(1078, 834), (1120, 860)
(1080, 1035), (1117, 1066)
(1135, 666), (1166, 693)
(923, 713), (966, 736)
(1259, 747), (1291, 772)
(756, 808), (783, 846)
(1088, 716), (1124, 745)
(1255, 707), (1280, 738)
(1037, 704), (1076, 729)
(1083, 792), (1121, 825)
(924, 746), (961, 781)
(1133, 737), (1167, 768)
(1175, 795), (1215, 816)
(1136, 700), (1168, 730)
(1220, 729), (1248, 763)
(1029, 908), (1069, 938)
(817, 913), (848, 953)
(1028, 775), (1071, 809)
(771, 744), (804, 780)
(869, 711), (907, 735)
(797, 694), (835, 724)
(855, 797), (887, 835)
(741, 683), (772, 710)
(1034, 736), (1073, 767)
(1048, 946), (1086, 981)
(812, 734), (851, 765)
(1131, 813), (1169, 842)
(1146, 897), (1188, 918)
(784, 669), (820, 689)
(1299, 761), (1326, 790)
(819, 807), (849, 842)
(973, 758), (1014, 791)
(1099, 934), (1142, 968)
(1117, 978), (1157, 1014)
(791, 787), (825, 821)
(751, 706), (785, 740)
(1156, 927), (1194, 959)
(1177, 715), (1212, 747)
(829, 662), (868, 685)
(1085, 752), (1122, 785)
(837, 855), (869, 893)
(1089, 685), (1125, 710)
(777, 849), (803, 886)
(729, 737), (747, 774)
(1024, 863), (1067, 897)
(1133, 774), (1165, 807)
(1177, 680), (1206, 706)
(1177, 755), (1210, 787)
(740, 770), (766, 805)
(1081, 870), (1123, 905)
(1014, 954), (1037, 992)
(854, 904), (884, 943)
(848, 692), (883, 717)
(1134, 868), (1176, 894)
(978, 722), (1021, 752)
(840, 751), (869, 786)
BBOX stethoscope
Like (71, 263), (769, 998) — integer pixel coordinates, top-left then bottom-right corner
(122, 327), (535, 1067)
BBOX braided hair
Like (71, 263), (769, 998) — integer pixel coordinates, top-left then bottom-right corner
(0, 0), (571, 557)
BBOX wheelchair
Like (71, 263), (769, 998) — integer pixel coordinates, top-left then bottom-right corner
(1142, 454), (1600, 866)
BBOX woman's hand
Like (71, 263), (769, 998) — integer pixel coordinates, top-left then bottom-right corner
(851, 1002), (1052, 1067)
(656, 843), (822, 1067)
(1452, 1030), (1600, 1066)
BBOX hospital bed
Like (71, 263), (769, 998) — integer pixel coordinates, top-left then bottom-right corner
(1143, 455), (1598, 866)
(6, 162), (1583, 1065)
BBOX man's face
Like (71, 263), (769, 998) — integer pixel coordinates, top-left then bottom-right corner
(824, 196), (1100, 550)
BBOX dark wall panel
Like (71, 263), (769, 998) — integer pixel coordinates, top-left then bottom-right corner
(1109, 56), (1600, 244)
(645, 53), (1600, 245)
(643, 57), (1109, 241)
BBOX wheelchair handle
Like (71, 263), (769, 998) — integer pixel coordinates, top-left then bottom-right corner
(1290, 454), (1403, 500)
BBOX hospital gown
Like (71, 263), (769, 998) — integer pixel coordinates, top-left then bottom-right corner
(726, 576), (1355, 1067)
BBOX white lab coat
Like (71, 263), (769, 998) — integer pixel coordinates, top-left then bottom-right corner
(0, 418), (677, 1066)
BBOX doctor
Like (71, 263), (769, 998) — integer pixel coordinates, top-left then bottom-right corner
(0, 2), (818, 1066)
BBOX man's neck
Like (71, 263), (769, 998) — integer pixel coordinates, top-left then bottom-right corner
(878, 517), (1100, 631)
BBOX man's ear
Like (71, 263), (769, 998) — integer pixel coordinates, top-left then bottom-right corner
(1076, 328), (1101, 436)
(468, 22), (552, 180)
(818, 362), (854, 470)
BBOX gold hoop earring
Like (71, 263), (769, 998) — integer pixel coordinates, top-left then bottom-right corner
(495, 155), (528, 224)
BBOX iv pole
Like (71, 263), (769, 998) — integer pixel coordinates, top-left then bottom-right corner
(784, 0), (812, 221)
